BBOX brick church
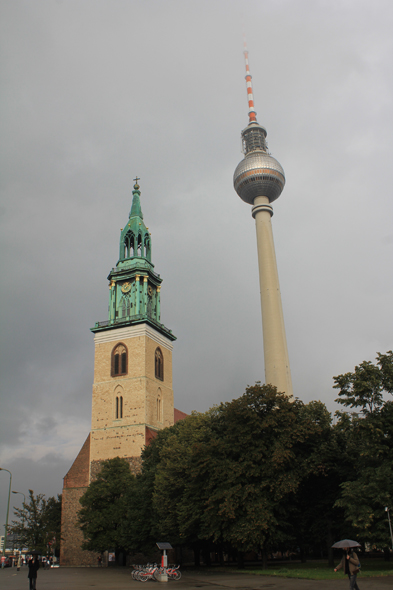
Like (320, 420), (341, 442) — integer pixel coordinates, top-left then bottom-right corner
(60, 180), (187, 565)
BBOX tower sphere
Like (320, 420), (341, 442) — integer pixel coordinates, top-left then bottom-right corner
(233, 122), (285, 205)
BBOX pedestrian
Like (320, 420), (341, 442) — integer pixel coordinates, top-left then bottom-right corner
(98, 555), (102, 567)
(17, 553), (22, 571)
(334, 546), (360, 590)
(27, 555), (40, 590)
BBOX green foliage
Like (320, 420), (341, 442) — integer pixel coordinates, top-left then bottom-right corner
(151, 411), (213, 546)
(333, 351), (393, 414)
(333, 352), (393, 546)
(138, 384), (333, 559)
(11, 490), (62, 554)
(197, 385), (321, 552)
(78, 457), (135, 554)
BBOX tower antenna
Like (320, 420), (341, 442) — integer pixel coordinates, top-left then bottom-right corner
(243, 37), (257, 123)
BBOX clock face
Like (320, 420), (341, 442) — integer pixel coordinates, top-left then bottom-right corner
(148, 285), (153, 297)
(121, 282), (131, 294)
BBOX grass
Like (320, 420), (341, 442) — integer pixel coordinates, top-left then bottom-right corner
(242, 559), (393, 580)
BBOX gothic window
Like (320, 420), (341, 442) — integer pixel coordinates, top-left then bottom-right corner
(124, 231), (135, 258)
(137, 233), (142, 256)
(112, 343), (127, 377)
(155, 347), (163, 381)
(121, 297), (131, 318)
(115, 395), (123, 419)
(144, 234), (151, 260)
(157, 389), (162, 422)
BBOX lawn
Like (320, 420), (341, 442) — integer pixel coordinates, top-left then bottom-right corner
(242, 559), (393, 580)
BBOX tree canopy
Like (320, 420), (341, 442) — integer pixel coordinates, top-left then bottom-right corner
(11, 490), (61, 555)
(78, 456), (135, 556)
(333, 351), (393, 547)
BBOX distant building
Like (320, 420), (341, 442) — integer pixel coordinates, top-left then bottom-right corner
(60, 180), (186, 566)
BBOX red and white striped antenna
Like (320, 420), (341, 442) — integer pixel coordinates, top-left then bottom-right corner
(243, 37), (257, 123)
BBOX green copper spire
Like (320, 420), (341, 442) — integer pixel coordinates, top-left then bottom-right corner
(119, 179), (150, 263)
(129, 178), (144, 219)
(91, 178), (175, 341)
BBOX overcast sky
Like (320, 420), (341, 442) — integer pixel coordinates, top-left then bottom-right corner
(1, 0), (393, 528)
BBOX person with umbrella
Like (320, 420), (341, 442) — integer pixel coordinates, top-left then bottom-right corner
(333, 539), (361, 590)
(27, 553), (40, 590)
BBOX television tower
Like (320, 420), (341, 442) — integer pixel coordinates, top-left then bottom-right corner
(233, 43), (293, 397)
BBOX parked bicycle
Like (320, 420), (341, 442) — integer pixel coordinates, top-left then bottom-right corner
(131, 563), (181, 581)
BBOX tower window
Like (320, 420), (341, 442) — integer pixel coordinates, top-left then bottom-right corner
(155, 347), (164, 381)
(115, 395), (123, 419)
(157, 389), (162, 422)
(112, 343), (128, 377)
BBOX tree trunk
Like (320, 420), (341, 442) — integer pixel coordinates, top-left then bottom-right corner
(202, 544), (211, 567)
(300, 544), (306, 563)
(218, 547), (224, 566)
(261, 549), (268, 570)
(237, 550), (244, 569)
(327, 520), (334, 568)
(193, 547), (200, 567)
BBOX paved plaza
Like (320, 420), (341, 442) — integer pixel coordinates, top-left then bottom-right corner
(1, 567), (393, 590)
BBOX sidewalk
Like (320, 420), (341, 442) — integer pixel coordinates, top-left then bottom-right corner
(1, 566), (392, 590)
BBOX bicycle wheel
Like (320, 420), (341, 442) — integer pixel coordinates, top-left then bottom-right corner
(138, 573), (150, 582)
(173, 570), (182, 580)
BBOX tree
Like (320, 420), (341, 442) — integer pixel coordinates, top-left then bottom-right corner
(197, 385), (327, 565)
(334, 401), (393, 546)
(148, 384), (328, 567)
(78, 457), (135, 561)
(289, 405), (354, 565)
(333, 352), (393, 547)
(333, 351), (393, 414)
(11, 490), (62, 555)
(149, 412), (214, 563)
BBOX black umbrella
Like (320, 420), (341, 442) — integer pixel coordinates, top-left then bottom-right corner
(332, 539), (361, 548)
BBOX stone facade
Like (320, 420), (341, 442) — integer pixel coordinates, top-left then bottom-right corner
(61, 435), (98, 566)
(90, 324), (174, 467)
(60, 324), (185, 566)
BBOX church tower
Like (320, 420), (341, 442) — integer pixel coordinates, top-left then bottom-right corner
(61, 179), (181, 566)
(233, 44), (293, 397)
(89, 179), (176, 476)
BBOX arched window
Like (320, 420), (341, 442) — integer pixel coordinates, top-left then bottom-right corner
(144, 233), (151, 260)
(112, 343), (128, 377)
(124, 231), (135, 258)
(115, 395), (123, 419)
(155, 347), (163, 381)
(157, 388), (162, 422)
(120, 297), (131, 318)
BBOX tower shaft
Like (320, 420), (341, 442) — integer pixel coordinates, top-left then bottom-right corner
(252, 197), (293, 396)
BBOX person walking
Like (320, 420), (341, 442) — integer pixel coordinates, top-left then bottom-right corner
(27, 555), (40, 590)
(334, 546), (360, 590)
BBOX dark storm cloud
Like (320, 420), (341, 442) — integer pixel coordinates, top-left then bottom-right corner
(1, 0), (392, 524)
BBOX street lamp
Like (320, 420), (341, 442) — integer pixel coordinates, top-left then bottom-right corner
(385, 507), (393, 552)
(12, 491), (26, 553)
(0, 468), (12, 558)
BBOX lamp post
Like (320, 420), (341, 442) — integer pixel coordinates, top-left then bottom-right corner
(12, 491), (26, 553)
(385, 507), (393, 552)
(0, 468), (12, 558)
